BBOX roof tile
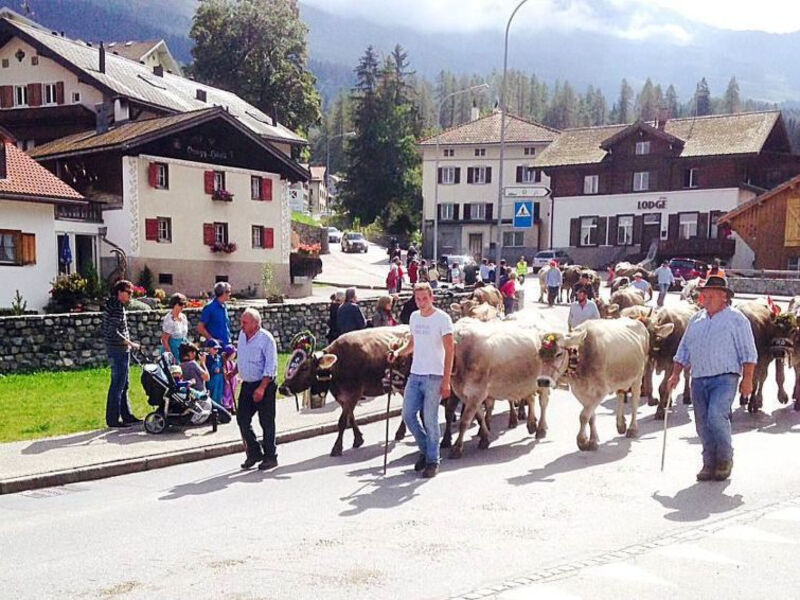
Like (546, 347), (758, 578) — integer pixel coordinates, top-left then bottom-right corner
(419, 112), (560, 145)
(0, 141), (83, 201)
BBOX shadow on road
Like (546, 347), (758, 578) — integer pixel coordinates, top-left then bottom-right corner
(651, 480), (744, 522)
(21, 425), (195, 455)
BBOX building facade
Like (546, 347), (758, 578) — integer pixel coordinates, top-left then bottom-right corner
(419, 111), (560, 263)
(534, 112), (800, 268)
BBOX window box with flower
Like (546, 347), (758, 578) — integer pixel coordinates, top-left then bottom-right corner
(211, 241), (238, 254)
(212, 189), (234, 202)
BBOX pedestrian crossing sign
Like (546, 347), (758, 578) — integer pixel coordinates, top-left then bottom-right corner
(513, 201), (534, 228)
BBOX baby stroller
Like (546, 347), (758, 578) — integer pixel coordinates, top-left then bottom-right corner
(135, 351), (227, 434)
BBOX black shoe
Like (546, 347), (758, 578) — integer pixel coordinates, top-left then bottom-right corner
(714, 460), (733, 481)
(241, 455), (262, 470)
(414, 454), (427, 472)
(122, 417), (143, 425)
(258, 456), (278, 471)
(696, 465), (715, 481)
(108, 421), (133, 428)
(422, 463), (439, 478)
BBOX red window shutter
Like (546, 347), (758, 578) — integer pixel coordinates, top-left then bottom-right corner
(27, 83), (42, 107)
(145, 219), (159, 241)
(203, 171), (215, 194)
(148, 163), (159, 188)
(20, 233), (36, 265)
(203, 223), (215, 246)
(55, 81), (64, 105)
(261, 177), (273, 201)
(0, 86), (12, 108)
(264, 227), (274, 249)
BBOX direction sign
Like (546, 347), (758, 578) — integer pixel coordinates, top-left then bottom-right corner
(513, 201), (534, 228)
(503, 185), (551, 198)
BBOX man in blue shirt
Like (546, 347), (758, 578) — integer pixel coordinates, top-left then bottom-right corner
(668, 276), (757, 482)
(197, 282), (232, 346)
(336, 287), (366, 335)
(235, 307), (279, 471)
(545, 261), (563, 306)
(654, 260), (675, 307)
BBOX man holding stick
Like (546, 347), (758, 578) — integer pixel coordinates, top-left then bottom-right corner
(389, 283), (454, 478)
(667, 276), (757, 481)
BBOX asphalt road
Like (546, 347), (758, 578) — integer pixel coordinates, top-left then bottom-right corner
(2, 285), (800, 600)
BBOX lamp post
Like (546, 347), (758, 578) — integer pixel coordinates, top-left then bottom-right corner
(433, 83), (490, 264)
(326, 130), (355, 212)
(495, 0), (531, 285)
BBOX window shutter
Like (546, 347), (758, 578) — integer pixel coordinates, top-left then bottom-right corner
(485, 167), (492, 183)
(486, 203), (493, 222)
(533, 202), (540, 223)
(203, 223), (215, 246)
(261, 177), (273, 201)
(0, 86), (12, 108)
(437, 168), (443, 184)
(697, 212), (709, 239)
(608, 216), (617, 245)
(668, 214), (679, 241)
(467, 168), (474, 184)
(569, 218), (580, 247)
(596, 217), (608, 246)
(463, 203), (471, 221)
(148, 163), (158, 188)
(535, 169), (542, 183)
(145, 218), (159, 241)
(453, 204), (460, 221)
(454, 168), (461, 184)
(55, 81), (64, 105)
(20, 233), (36, 265)
(264, 227), (275, 249)
(27, 83), (42, 107)
(633, 215), (643, 244)
(437, 204), (442, 221)
(203, 171), (215, 194)
(516, 166), (523, 183)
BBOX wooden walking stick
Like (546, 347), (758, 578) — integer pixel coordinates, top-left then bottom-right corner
(384, 342), (401, 476)
(661, 379), (676, 472)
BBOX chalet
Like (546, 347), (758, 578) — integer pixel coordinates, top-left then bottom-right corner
(533, 110), (800, 268)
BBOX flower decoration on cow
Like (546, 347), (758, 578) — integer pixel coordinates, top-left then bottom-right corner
(285, 331), (316, 379)
(539, 333), (560, 360)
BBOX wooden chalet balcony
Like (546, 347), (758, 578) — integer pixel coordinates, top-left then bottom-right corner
(658, 237), (736, 258)
(55, 201), (103, 223)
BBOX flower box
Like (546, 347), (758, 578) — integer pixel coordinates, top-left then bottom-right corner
(211, 241), (238, 254)
(212, 189), (234, 202)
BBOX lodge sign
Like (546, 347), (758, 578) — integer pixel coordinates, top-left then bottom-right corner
(637, 198), (667, 210)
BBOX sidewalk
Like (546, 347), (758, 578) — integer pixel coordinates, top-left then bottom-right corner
(0, 393), (404, 495)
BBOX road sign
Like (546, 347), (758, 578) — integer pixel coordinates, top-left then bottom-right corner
(503, 185), (551, 198)
(513, 201), (534, 228)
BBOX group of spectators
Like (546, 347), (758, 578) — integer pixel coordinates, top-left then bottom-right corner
(328, 287), (422, 343)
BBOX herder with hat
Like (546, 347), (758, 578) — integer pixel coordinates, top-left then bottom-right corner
(667, 276), (757, 481)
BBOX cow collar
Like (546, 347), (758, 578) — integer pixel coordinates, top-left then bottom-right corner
(313, 350), (334, 383)
(566, 347), (579, 377)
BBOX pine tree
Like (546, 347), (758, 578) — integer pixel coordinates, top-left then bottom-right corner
(616, 78), (634, 124)
(724, 76), (741, 113)
(635, 78), (658, 122)
(665, 85), (680, 118)
(693, 77), (712, 116)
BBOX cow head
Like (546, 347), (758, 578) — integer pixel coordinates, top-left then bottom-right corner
(645, 321), (675, 356)
(451, 299), (498, 321)
(279, 350), (338, 397)
(537, 329), (587, 388)
(770, 311), (798, 359)
(599, 301), (620, 318)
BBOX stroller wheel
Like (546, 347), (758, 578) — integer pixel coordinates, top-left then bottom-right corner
(144, 411), (167, 434)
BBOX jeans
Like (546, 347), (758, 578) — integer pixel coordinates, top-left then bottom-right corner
(106, 349), (135, 426)
(403, 373), (443, 465)
(657, 283), (669, 307)
(547, 285), (559, 306)
(691, 373), (739, 467)
(237, 380), (277, 460)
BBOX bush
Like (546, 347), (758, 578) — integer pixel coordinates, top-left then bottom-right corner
(137, 266), (155, 296)
(83, 264), (105, 300)
(49, 273), (88, 312)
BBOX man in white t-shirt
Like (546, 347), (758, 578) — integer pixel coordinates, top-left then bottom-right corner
(390, 282), (454, 478)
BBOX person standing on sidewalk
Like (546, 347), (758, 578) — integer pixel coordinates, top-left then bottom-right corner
(667, 276), (757, 482)
(389, 282), (454, 478)
(545, 261), (562, 306)
(337, 287), (367, 335)
(235, 308), (278, 471)
(102, 279), (141, 428)
(197, 282), (232, 346)
(654, 261), (675, 307)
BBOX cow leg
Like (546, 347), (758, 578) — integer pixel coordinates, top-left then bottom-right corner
(627, 379), (642, 438)
(776, 357), (789, 404)
(331, 409), (348, 457)
(588, 412), (600, 451)
(517, 400), (527, 421)
(350, 408), (364, 448)
(615, 391), (627, 434)
(749, 360), (768, 413)
(643, 360), (656, 406)
(451, 401), (480, 459)
(535, 387), (550, 439)
(577, 403), (597, 451)
(440, 396), (459, 449)
(507, 399), (518, 429)
(484, 397), (495, 431)
(476, 405), (491, 450)
(682, 368), (692, 405)
(394, 420), (407, 441)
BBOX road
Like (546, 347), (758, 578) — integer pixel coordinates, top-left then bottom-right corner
(317, 239), (392, 290)
(2, 286), (800, 599)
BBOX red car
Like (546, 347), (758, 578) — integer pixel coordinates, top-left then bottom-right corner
(668, 258), (708, 288)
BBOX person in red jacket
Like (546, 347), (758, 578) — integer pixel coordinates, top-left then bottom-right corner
(409, 258), (419, 284)
(500, 271), (518, 314)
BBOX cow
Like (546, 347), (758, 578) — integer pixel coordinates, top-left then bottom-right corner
(448, 316), (550, 458)
(680, 277), (703, 304)
(279, 326), (412, 456)
(610, 276), (631, 294)
(472, 284), (504, 313)
(787, 297), (800, 410)
(450, 298), (500, 322)
(537, 264), (552, 303)
(561, 265), (583, 302)
(536, 318), (652, 450)
(614, 262), (656, 285)
(736, 301), (782, 413)
(605, 287), (646, 317)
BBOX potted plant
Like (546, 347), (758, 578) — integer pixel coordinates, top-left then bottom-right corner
(211, 241), (238, 254)
(212, 189), (234, 202)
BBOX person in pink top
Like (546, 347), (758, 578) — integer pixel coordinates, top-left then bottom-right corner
(222, 343), (239, 414)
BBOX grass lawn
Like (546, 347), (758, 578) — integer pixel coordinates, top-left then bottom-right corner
(291, 211), (320, 227)
(0, 353), (291, 443)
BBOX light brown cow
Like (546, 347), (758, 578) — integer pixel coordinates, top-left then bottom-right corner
(472, 284), (504, 313)
(449, 317), (549, 458)
(450, 298), (500, 322)
(536, 319), (651, 450)
(614, 262), (656, 285)
(605, 287), (646, 317)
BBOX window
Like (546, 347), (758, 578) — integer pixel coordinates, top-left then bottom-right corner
(43, 83), (57, 106)
(215, 275), (229, 283)
(214, 222), (228, 245)
(31, 56), (38, 66)
(0, 230), (34, 265)
(474, 148), (486, 157)
(252, 225), (264, 248)
(1, 59), (8, 68)
(251, 176), (262, 200)
(635, 141), (650, 155)
(617, 215), (634, 245)
(679, 213), (698, 240)
(0, 231), (17, 263)
(14, 85), (27, 107)
(520, 167), (541, 184)
(471, 167), (488, 184)
(158, 273), (173, 285)
(470, 203), (486, 220)
(709, 211), (722, 239)
(684, 168), (699, 188)
(583, 174), (599, 195)
(789, 257), (800, 271)
(503, 231), (524, 247)
(213, 171), (226, 191)
(157, 217), (171, 243)
(633, 171), (650, 192)
(524, 146), (536, 156)
(580, 217), (598, 246)
(147, 162), (169, 189)
(71, 92), (81, 103)
(441, 167), (456, 185)
(440, 203), (454, 220)
(443, 148), (454, 157)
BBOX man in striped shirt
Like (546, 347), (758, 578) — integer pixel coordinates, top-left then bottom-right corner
(668, 276), (757, 481)
(102, 279), (141, 428)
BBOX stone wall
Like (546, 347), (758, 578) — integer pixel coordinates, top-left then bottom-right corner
(0, 292), (471, 374)
(291, 221), (329, 254)
(728, 276), (800, 297)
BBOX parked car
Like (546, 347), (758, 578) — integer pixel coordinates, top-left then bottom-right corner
(341, 231), (368, 253)
(531, 249), (572, 272)
(327, 227), (342, 243)
(668, 257), (708, 288)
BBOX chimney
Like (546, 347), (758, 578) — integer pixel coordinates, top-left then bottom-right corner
(153, 65), (163, 77)
(99, 41), (105, 74)
(656, 106), (670, 130)
(95, 102), (111, 135)
(196, 88), (207, 102)
(470, 99), (480, 121)
(0, 142), (6, 180)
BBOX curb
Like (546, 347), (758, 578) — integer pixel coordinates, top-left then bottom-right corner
(0, 407), (403, 495)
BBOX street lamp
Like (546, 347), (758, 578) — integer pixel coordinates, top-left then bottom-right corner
(325, 130), (355, 210)
(495, 0), (531, 285)
(433, 83), (490, 264)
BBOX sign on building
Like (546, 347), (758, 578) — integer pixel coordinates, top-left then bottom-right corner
(513, 201), (534, 228)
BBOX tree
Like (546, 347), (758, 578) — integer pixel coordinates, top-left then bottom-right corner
(724, 76), (741, 113)
(615, 78), (634, 124)
(189, 0), (321, 132)
(664, 84), (680, 118)
(635, 78), (658, 122)
(693, 77), (712, 116)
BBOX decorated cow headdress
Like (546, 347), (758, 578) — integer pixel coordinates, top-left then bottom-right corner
(285, 331), (317, 380)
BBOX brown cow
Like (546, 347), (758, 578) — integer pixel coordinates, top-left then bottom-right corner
(736, 302), (781, 413)
(472, 284), (504, 313)
(537, 318), (652, 450)
(615, 262), (656, 285)
(787, 297), (800, 410)
(450, 298), (500, 322)
(605, 287), (646, 317)
(561, 265), (583, 302)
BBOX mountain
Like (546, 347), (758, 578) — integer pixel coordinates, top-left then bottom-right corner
(3, 0), (800, 106)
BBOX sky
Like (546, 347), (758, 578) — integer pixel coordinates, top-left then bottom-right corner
(303, 0), (800, 39)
